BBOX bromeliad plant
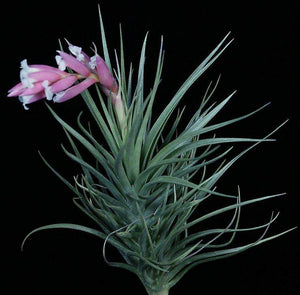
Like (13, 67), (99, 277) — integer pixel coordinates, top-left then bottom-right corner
(9, 8), (294, 295)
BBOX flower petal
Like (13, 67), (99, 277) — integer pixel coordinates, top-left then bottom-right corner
(20, 81), (45, 96)
(50, 75), (78, 93)
(8, 82), (25, 97)
(57, 51), (91, 77)
(91, 55), (118, 93)
(29, 64), (67, 75)
(27, 70), (63, 83)
(53, 78), (96, 103)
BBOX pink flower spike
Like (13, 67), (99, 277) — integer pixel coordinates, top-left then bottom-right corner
(57, 51), (91, 77)
(53, 78), (96, 103)
(90, 55), (118, 94)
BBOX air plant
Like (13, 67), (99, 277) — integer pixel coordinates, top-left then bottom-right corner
(8, 7), (295, 295)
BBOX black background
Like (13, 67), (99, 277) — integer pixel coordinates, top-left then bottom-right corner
(2, 1), (299, 294)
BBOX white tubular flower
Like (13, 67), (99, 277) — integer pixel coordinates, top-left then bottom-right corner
(53, 90), (66, 102)
(68, 44), (85, 62)
(42, 80), (53, 100)
(20, 59), (36, 88)
(89, 55), (97, 70)
(55, 55), (66, 71)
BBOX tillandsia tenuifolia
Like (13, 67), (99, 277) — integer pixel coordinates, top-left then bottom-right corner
(8, 6), (295, 295)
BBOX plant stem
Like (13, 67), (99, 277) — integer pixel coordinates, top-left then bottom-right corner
(147, 288), (169, 295)
(113, 93), (127, 137)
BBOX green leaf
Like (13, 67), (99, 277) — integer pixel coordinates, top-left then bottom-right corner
(60, 144), (123, 199)
(167, 226), (296, 288)
(98, 4), (112, 71)
(81, 88), (120, 155)
(185, 192), (286, 231)
(182, 212), (281, 248)
(21, 223), (105, 251)
(38, 151), (76, 194)
(143, 33), (233, 166)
